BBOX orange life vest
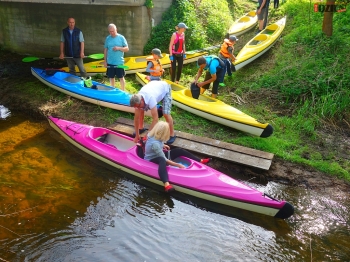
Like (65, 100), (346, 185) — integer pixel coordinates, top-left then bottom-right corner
(146, 56), (163, 77)
(220, 39), (233, 58)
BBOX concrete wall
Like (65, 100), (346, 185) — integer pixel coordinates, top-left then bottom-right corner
(0, 0), (172, 56)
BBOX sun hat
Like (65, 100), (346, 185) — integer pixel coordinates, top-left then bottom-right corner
(176, 22), (188, 29)
(151, 48), (163, 58)
(229, 35), (238, 41)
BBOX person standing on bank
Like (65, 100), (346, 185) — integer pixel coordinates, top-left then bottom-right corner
(218, 35), (238, 77)
(193, 56), (225, 99)
(129, 81), (176, 145)
(257, 0), (267, 34)
(169, 22), (188, 84)
(59, 17), (87, 77)
(104, 23), (129, 90)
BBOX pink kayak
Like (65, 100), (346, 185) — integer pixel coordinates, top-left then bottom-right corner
(48, 116), (294, 219)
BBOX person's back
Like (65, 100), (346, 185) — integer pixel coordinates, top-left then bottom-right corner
(139, 81), (170, 107)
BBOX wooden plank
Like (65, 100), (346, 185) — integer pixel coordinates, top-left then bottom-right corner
(108, 117), (274, 170)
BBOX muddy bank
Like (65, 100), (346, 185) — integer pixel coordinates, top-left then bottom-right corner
(1, 51), (350, 193)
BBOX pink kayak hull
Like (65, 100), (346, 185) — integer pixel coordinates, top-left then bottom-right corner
(48, 116), (294, 219)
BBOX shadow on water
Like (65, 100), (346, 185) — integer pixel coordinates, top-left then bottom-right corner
(1, 111), (350, 261)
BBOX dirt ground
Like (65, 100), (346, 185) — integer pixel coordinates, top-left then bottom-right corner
(1, 51), (350, 193)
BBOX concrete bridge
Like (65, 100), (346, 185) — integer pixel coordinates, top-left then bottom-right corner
(0, 0), (172, 56)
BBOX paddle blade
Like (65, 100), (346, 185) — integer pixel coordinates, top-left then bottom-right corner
(22, 57), (39, 62)
(117, 65), (129, 69)
(88, 53), (104, 59)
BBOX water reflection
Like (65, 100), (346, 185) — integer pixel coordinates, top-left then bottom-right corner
(0, 111), (350, 261)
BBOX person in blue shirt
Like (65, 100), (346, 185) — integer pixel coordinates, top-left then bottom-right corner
(193, 56), (225, 98)
(104, 24), (129, 90)
(59, 17), (87, 77)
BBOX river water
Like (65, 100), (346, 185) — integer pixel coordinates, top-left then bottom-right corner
(1, 108), (350, 262)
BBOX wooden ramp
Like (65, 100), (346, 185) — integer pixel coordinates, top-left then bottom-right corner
(108, 118), (274, 170)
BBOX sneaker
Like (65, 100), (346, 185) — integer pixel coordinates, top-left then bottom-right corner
(165, 184), (175, 193)
(201, 158), (212, 164)
(219, 83), (226, 87)
(166, 135), (177, 145)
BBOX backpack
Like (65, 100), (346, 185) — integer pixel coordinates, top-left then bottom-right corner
(206, 55), (225, 69)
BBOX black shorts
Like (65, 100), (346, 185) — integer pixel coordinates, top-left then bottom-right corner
(107, 65), (125, 79)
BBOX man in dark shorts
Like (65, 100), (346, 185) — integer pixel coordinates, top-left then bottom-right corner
(257, 0), (267, 34)
(104, 23), (129, 90)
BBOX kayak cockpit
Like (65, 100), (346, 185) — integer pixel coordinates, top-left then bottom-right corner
(89, 128), (135, 152)
(61, 75), (114, 91)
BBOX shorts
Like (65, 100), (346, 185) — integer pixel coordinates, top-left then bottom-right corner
(257, 8), (266, 20)
(107, 65), (125, 79)
(161, 85), (172, 115)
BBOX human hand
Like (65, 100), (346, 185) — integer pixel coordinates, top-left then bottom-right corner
(163, 144), (170, 150)
(170, 55), (173, 61)
(133, 135), (140, 143)
(178, 164), (186, 169)
(113, 46), (119, 51)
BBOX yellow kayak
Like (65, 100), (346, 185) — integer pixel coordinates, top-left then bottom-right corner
(228, 11), (258, 36)
(61, 51), (207, 76)
(234, 17), (286, 71)
(135, 72), (273, 137)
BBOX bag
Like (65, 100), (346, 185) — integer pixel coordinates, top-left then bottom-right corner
(157, 105), (163, 118)
(190, 82), (200, 99)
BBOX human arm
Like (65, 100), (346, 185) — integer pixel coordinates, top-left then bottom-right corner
(133, 108), (145, 143)
(193, 67), (203, 84)
(166, 159), (186, 168)
(103, 47), (108, 67)
(113, 46), (129, 52)
(80, 41), (85, 59)
(169, 33), (176, 60)
(257, 0), (267, 14)
(197, 73), (216, 88)
(59, 41), (65, 59)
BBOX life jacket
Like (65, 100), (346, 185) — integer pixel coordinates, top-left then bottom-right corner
(146, 56), (163, 77)
(220, 39), (233, 58)
(172, 32), (184, 54)
(62, 27), (82, 58)
(205, 55), (225, 70)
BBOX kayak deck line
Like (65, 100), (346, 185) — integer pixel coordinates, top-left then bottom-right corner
(108, 117), (274, 170)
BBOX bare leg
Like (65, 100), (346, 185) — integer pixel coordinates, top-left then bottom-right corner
(109, 78), (115, 87)
(119, 77), (126, 91)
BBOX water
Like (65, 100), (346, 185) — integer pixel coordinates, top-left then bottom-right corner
(1, 109), (350, 261)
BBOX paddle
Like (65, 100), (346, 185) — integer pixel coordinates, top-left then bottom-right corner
(22, 53), (104, 62)
(90, 65), (130, 69)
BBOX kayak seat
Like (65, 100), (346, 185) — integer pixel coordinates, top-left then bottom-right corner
(97, 133), (135, 151)
(171, 84), (185, 92)
(250, 34), (268, 45)
(64, 76), (81, 83)
(248, 11), (256, 17)
(95, 85), (114, 91)
(239, 17), (250, 23)
(173, 157), (191, 168)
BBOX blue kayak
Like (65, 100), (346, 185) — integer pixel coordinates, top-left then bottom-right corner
(31, 67), (151, 116)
